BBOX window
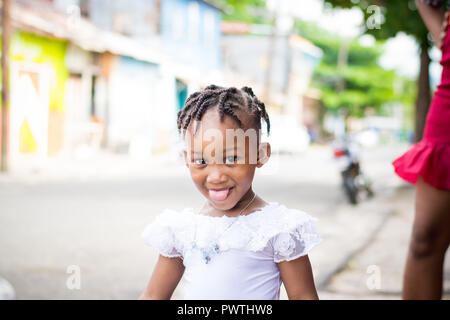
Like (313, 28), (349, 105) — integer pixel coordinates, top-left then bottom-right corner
(172, 7), (184, 40)
(204, 11), (215, 45)
(79, 0), (89, 17)
(188, 1), (200, 43)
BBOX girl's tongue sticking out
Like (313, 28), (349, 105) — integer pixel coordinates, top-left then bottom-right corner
(209, 188), (232, 201)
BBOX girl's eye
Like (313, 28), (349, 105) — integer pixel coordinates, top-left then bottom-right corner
(225, 156), (238, 164)
(193, 158), (207, 165)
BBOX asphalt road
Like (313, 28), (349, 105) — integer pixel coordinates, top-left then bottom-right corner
(0, 144), (408, 299)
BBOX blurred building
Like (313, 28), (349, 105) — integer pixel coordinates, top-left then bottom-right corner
(55, 0), (223, 109)
(54, 0), (160, 39)
(221, 22), (322, 129)
(0, 0), (223, 170)
(160, 0), (221, 70)
(160, 0), (223, 110)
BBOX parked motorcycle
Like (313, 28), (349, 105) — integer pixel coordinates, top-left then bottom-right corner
(333, 137), (374, 205)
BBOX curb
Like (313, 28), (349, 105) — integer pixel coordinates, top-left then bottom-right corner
(314, 185), (399, 290)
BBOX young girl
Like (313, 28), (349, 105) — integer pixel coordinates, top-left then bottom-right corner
(139, 85), (322, 300)
(392, 0), (450, 300)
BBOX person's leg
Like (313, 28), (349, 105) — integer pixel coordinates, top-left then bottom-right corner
(403, 175), (450, 299)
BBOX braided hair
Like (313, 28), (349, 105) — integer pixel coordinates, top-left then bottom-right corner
(177, 85), (270, 138)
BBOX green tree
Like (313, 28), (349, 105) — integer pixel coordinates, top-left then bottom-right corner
(211, 0), (269, 24)
(296, 20), (414, 120)
(323, 0), (432, 142)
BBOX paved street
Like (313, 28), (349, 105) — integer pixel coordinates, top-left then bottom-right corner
(2, 143), (448, 299)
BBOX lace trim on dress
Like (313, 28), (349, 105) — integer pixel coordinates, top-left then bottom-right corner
(141, 209), (190, 258)
(271, 217), (322, 263)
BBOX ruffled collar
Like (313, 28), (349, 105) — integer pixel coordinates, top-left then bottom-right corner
(157, 202), (316, 252)
(142, 201), (321, 262)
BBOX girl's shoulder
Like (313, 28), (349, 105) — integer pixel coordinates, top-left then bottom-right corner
(140, 208), (196, 258)
(234, 202), (322, 260)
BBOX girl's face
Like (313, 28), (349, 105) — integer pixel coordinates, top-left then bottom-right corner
(183, 107), (270, 212)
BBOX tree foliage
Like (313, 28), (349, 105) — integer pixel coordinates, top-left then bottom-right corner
(323, 0), (429, 44)
(323, 0), (435, 140)
(211, 0), (269, 23)
(296, 20), (415, 117)
(214, 0), (416, 121)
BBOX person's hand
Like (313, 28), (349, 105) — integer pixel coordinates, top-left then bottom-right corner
(438, 11), (449, 50)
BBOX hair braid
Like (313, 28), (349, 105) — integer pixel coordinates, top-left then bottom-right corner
(177, 85), (270, 137)
(187, 91), (217, 130)
(220, 101), (243, 128)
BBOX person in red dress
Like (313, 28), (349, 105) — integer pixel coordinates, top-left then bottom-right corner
(392, 0), (450, 299)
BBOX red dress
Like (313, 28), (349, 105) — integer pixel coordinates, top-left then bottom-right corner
(392, 15), (450, 190)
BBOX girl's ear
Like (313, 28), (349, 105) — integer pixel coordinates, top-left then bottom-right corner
(183, 149), (189, 168)
(257, 142), (271, 167)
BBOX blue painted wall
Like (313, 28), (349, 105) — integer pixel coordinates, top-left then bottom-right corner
(160, 0), (222, 69)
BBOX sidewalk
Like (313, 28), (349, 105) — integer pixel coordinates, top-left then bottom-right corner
(276, 178), (398, 299)
(318, 184), (450, 299)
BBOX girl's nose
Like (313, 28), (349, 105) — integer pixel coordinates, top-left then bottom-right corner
(206, 166), (228, 184)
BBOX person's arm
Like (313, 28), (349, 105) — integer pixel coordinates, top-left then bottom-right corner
(416, 0), (446, 48)
(278, 255), (319, 300)
(139, 255), (185, 300)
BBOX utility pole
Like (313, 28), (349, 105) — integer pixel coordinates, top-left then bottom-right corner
(1, 0), (11, 172)
(263, 12), (276, 105)
(264, 0), (293, 110)
(336, 38), (349, 93)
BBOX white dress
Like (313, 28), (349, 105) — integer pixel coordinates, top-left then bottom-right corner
(141, 202), (322, 300)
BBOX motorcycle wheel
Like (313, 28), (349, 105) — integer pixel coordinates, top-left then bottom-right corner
(343, 175), (358, 205)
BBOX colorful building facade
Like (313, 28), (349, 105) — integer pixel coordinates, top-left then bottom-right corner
(1, 31), (69, 169)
